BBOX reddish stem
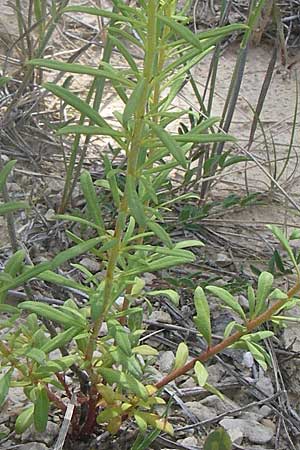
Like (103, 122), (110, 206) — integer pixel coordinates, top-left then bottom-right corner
(155, 282), (300, 389)
(80, 387), (99, 436)
(45, 385), (67, 412)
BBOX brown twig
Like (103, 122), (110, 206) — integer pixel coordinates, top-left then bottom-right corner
(155, 281), (300, 389)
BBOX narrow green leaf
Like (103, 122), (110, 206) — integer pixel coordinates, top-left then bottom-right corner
(56, 125), (125, 138)
(80, 170), (105, 232)
(175, 133), (236, 143)
(132, 345), (158, 356)
(19, 302), (84, 328)
(123, 78), (146, 125)
(41, 326), (80, 353)
(174, 239), (204, 249)
(159, 14), (246, 48)
(4, 249), (26, 277)
(247, 285), (256, 319)
(157, 14), (203, 50)
(0, 76), (11, 89)
(115, 328), (132, 357)
(103, 155), (121, 208)
(99, 368), (148, 400)
(146, 289), (179, 306)
(206, 286), (246, 321)
(147, 221), (173, 249)
(148, 122), (187, 168)
(38, 270), (92, 294)
(127, 175), (147, 227)
(44, 83), (111, 129)
(34, 386), (49, 432)
(0, 160), (16, 191)
(289, 229), (300, 240)
(204, 428), (232, 450)
(194, 286), (212, 346)
(109, 35), (139, 73)
(194, 361), (208, 386)
(26, 348), (46, 365)
(174, 342), (189, 369)
(255, 271), (274, 316)
(29, 59), (134, 87)
(51, 236), (102, 267)
(15, 405), (34, 434)
(63, 6), (141, 27)
(246, 341), (268, 371)
(0, 370), (12, 407)
(267, 225), (298, 268)
(134, 413), (148, 433)
(0, 201), (27, 216)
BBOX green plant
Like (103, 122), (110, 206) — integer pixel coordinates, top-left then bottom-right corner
(1, 1), (300, 447)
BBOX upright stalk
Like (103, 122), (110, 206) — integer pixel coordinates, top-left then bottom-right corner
(85, 1), (158, 364)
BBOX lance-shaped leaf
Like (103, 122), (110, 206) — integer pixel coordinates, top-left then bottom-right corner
(194, 286), (212, 347)
(15, 405), (34, 434)
(147, 121), (187, 168)
(146, 289), (179, 306)
(174, 342), (189, 369)
(19, 302), (85, 328)
(147, 221), (173, 249)
(206, 286), (246, 321)
(103, 155), (121, 208)
(0, 76), (11, 89)
(41, 326), (81, 353)
(44, 83), (110, 129)
(99, 368), (148, 400)
(194, 361), (208, 387)
(247, 285), (256, 319)
(0, 160), (16, 191)
(0, 201), (28, 216)
(28, 59), (134, 87)
(0, 369), (12, 407)
(123, 77), (146, 126)
(4, 249), (26, 277)
(0, 237), (103, 294)
(254, 271), (274, 316)
(34, 385), (49, 432)
(63, 6), (141, 27)
(289, 229), (300, 240)
(204, 428), (232, 450)
(80, 170), (105, 233)
(127, 175), (147, 227)
(267, 225), (298, 270)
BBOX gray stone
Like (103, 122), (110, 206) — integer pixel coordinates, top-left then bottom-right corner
(256, 374), (274, 397)
(207, 363), (225, 384)
(45, 209), (55, 221)
(21, 421), (59, 445)
(179, 376), (197, 389)
(185, 402), (215, 421)
(200, 394), (239, 415)
(46, 178), (64, 193)
(149, 310), (172, 324)
(15, 444), (48, 450)
(8, 388), (27, 407)
(0, 423), (10, 436)
(178, 436), (199, 447)
(158, 351), (175, 373)
(259, 405), (272, 418)
(220, 418), (274, 445)
(79, 257), (101, 273)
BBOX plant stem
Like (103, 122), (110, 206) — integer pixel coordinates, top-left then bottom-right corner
(155, 281), (300, 389)
(85, 0), (158, 365)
